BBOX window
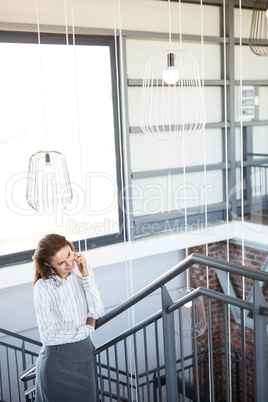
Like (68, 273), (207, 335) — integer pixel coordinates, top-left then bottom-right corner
(0, 32), (124, 266)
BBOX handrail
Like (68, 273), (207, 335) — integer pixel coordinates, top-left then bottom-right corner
(95, 310), (162, 354)
(19, 364), (37, 381)
(94, 286), (255, 355)
(96, 252), (268, 329)
(0, 327), (42, 346)
(168, 287), (254, 314)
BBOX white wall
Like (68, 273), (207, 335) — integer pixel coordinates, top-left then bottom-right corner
(0, 283), (36, 333)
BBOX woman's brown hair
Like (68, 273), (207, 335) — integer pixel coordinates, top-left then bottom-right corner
(33, 234), (75, 285)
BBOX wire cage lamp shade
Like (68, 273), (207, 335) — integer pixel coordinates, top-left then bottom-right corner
(140, 48), (206, 140)
(249, 0), (268, 56)
(174, 287), (207, 338)
(26, 151), (73, 213)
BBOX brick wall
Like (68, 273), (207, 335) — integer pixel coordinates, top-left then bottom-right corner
(188, 241), (268, 401)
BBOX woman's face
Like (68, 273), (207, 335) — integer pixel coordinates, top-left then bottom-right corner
(50, 246), (75, 279)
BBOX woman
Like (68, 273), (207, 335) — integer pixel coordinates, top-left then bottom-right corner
(33, 234), (104, 402)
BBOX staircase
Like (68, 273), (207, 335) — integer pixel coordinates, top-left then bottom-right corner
(1, 253), (268, 401)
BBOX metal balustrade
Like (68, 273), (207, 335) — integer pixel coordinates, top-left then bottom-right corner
(0, 329), (41, 402)
(244, 153), (268, 218)
(0, 334), (256, 401)
(94, 253), (268, 402)
(1, 253), (268, 401)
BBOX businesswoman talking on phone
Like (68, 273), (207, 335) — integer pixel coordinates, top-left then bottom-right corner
(33, 234), (104, 402)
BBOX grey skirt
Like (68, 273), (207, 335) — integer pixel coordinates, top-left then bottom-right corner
(35, 336), (97, 402)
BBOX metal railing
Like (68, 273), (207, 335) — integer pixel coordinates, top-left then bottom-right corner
(250, 164), (268, 217)
(2, 252), (268, 401)
(1, 336), (256, 401)
(245, 153), (268, 218)
(0, 328), (41, 402)
(93, 253), (268, 402)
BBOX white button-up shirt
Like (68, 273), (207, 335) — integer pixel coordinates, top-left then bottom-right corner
(34, 267), (104, 346)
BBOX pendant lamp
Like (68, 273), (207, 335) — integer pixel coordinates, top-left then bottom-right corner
(140, 0), (205, 140)
(140, 49), (206, 140)
(174, 287), (207, 338)
(26, 2), (73, 214)
(26, 151), (73, 213)
(249, 0), (268, 56)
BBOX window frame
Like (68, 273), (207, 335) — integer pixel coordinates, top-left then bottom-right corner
(0, 30), (125, 268)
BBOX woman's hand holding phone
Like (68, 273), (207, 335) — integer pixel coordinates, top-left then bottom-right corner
(73, 252), (89, 277)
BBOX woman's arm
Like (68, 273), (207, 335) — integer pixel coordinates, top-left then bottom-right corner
(81, 272), (104, 319)
(74, 252), (104, 319)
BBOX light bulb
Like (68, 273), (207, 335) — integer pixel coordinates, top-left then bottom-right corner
(163, 67), (180, 85)
(162, 52), (179, 85)
(266, 8), (268, 18)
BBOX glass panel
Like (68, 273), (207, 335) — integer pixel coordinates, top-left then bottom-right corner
(0, 38), (121, 255)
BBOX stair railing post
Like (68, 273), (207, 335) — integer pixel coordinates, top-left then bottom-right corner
(235, 352), (240, 402)
(21, 340), (28, 397)
(161, 285), (178, 402)
(253, 280), (268, 402)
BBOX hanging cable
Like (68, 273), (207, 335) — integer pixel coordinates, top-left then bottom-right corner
(238, 3), (245, 272)
(182, 136), (189, 268)
(223, 2), (230, 262)
(69, 0), (87, 253)
(239, 4), (246, 401)
(168, 0), (172, 50)
(199, 1), (214, 399)
(35, 0), (48, 150)
(113, 1), (136, 400)
(178, 0), (182, 47)
(178, 0), (189, 284)
(222, 0), (232, 399)
(239, 0), (245, 267)
(112, 0), (135, 325)
(199, 0), (209, 283)
(63, 0), (69, 46)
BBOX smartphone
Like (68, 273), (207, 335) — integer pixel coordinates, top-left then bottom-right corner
(68, 245), (77, 262)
